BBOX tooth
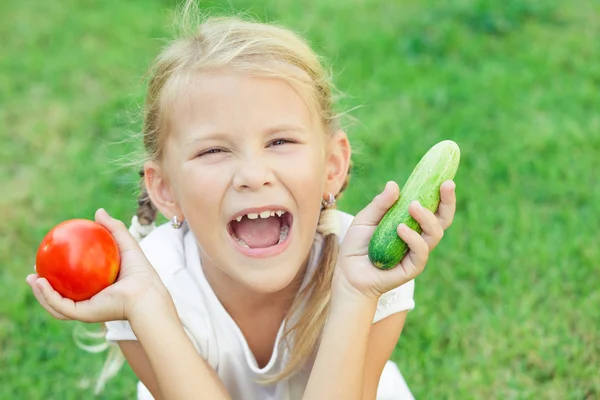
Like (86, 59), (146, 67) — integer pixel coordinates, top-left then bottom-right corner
(278, 224), (290, 244)
(270, 211), (275, 217)
(259, 211), (271, 219)
(236, 216), (242, 222)
(247, 213), (259, 220)
(275, 210), (284, 217)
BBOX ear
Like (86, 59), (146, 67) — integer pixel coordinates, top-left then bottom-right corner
(143, 161), (183, 221)
(324, 130), (352, 198)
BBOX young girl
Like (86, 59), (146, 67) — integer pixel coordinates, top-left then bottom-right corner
(27, 9), (456, 400)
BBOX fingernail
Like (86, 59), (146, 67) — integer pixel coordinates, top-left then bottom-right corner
(97, 208), (111, 219)
(411, 200), (423, 210)
(399, 223), (408, 232)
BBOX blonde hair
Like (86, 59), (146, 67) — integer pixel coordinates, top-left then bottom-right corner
(88, 1), (354, 391)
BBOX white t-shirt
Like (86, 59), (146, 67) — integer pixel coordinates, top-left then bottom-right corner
(105, 211), (415, 400)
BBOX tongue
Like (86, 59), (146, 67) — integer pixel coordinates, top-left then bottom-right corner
(232, 217), (282, 248)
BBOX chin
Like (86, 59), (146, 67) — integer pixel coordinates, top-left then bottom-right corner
(231, 253), (306, 295)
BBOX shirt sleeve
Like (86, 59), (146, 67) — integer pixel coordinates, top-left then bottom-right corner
(373, 279), (415, 324)
(105, 320), (137, 342)
(104, 317), (203, 356)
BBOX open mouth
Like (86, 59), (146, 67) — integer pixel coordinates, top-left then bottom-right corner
(227, 209), (293, 251)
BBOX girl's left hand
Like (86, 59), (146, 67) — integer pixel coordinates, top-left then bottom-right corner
(335, 180), (456, 300)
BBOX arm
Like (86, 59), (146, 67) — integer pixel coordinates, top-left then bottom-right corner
(118, 341), (161, 399)
(28, 209), (230, 400)
(362, 312), (407, 400)
(33, 273), (231, 400)
(303, 180), (455, 399)
(302, 288), (407, 400)
(126, 293), (231, 400)
(302, 291), (377, 400)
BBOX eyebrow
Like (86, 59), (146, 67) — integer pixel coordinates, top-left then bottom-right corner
(183, 131), (229, 147)
(264, 123), (307, 135)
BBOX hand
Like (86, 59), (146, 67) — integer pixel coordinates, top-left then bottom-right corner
(26, 209), (170, 323)
(334, 180), (456, 300)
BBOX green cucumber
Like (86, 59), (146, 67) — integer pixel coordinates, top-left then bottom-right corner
(368, 140), (461, 270)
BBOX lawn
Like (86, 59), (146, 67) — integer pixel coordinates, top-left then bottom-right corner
(1, 0), (598, 398)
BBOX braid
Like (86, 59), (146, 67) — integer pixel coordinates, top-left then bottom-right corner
(267, 157), (353, 382)
(267, 232), (339, 383)
(128, 169), (158, 242)
(136, 169), (158, 225)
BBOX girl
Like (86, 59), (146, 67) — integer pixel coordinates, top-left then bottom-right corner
(26, 9), (456, 400)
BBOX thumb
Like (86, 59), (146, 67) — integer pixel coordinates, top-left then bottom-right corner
(94, 209), (141, 255)
(351, 181), (400, 227)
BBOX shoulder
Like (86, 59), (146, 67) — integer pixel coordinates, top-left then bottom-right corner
(137, 222), (208, 311)
(137, 221), (188, 283)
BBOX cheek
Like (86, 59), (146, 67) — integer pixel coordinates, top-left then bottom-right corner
(176, 164), (228, 220)
(277, 147), (327, 190)
(275, 148), (327, 229)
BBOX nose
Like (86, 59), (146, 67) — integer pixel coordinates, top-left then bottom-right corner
(232, 154), (275, 191)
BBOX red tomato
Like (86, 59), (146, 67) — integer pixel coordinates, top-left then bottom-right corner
(36, 219), (121, 301)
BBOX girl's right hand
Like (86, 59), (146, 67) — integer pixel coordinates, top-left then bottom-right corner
(26, 208), (171, 323)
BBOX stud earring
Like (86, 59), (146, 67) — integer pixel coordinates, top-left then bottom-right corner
(321, 192), (336, 208)
(171, 216), (183, 229)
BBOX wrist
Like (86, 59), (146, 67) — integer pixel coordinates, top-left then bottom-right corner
(126, 285), (178, 324)
(329, 275), (378, 322)
(331, 270), (379, 308)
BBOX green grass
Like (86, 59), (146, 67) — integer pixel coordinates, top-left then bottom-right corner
(1, 0), (599, 398)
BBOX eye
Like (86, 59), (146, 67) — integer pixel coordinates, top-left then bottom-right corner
(197, 148), (225, 157)
(268, 138), (294, 147)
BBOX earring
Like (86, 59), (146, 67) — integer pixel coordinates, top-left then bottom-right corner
(321, 192), (336, 208)
(170, 215), (183, 229)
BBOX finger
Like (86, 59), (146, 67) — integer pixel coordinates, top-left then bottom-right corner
(95, 208), (142, 254)
(26, 275), (69, 320)
(37, 277), (123, 323)
(435, 180), (456, 230)
(35, 277), (93, 321)
(408, 201), (444, 251)
(351, 181), (400, 227)
(397, 223), (429, 277)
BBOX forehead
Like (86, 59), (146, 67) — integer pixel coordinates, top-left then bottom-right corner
(163, 70), (318, 141)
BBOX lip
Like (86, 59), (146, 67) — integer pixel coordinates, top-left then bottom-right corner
(226, 205), (294, 259)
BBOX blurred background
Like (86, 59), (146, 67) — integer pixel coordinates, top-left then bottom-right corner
(1, 0), (598, 398)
